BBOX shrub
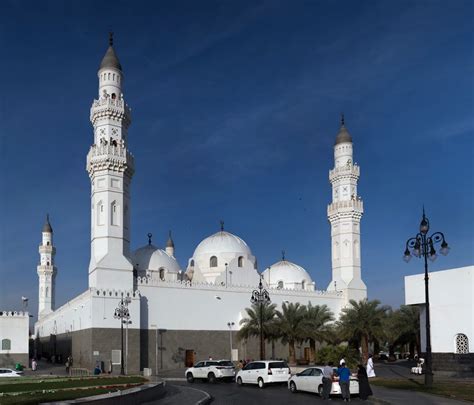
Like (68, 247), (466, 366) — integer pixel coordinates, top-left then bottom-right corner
(316, 345), (360, 369)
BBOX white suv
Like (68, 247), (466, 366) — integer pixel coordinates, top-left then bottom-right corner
(186, 360), (235, 383)
(236, 361), (290, 388)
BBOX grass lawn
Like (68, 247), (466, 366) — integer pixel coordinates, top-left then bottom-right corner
(371, 378), (474, 402)
(0, 386), (123, 405)
(0, 376), (146, 393)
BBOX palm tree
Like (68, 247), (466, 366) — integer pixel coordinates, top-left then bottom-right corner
(276, 302), (307, 365)
(337, 299), (389, 364)
(238, 302), (277, 359)
(394, 305), (421, 358)
(302, 303), (334, 364)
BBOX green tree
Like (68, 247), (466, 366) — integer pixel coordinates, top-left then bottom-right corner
(276, 302), (307, 364)
(394, 305), (421, 358)
(237, 302), (277, 359)
(337, 299), (389, 364)
(302, 303), (334, 364)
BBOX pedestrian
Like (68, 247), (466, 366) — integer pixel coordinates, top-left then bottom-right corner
(357, 364), (373, 400)
(337, 362), (351, 402)
(321, 361), (334, 400)
(366, 354), (376, 378)
(108, 359), (113, 374)
(65, 358), (70, 374)
(237, 360), (244, 370)
(31, 358), (37, 371)
(208, 355), (213, 361)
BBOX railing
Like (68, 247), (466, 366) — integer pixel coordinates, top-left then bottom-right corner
(0, 310), (29, 317)
(92, 97), (126, 109)
(90, 97), (131, 123)
(88, 144), (127, 158)
(328, 199), (364, 216)
(329, 164), (360, 180)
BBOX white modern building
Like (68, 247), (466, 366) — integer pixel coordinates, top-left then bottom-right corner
(0, 311), (30, 367)
(34, 35), (367, 373)
(405, 265), (474, 376)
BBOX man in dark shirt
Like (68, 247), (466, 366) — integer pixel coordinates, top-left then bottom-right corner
(337, 362), (351, 402)
(321, 361), (334, 400)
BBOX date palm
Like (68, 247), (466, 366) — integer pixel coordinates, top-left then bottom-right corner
(276, 302), (307, 365)
(302, 303), (334, 364)
(337, 299), (389, 364)
(238, 302), (277, 359)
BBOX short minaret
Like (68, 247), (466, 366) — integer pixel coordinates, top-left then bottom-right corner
(165, 231), (175, 257)
(327, 115), (367, 301)
(86, 33), (135, 289)
(37, 215), (57, 319)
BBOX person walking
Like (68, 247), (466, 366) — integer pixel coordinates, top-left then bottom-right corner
(366, 354), (376, 378)
(357, 364), (373, 400)
(321, 361), (334, 400)
(31, 358), (37, 371)
(337, 362), (351, 402)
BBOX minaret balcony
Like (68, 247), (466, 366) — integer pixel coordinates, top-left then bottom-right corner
(329, 164), (360, 182)
(37, 265), (57, 274)
(39, 245), (55, 255)
(327, 199), (364, 217)
(87, 144), (135, 175)
(90, 97), (131, 125)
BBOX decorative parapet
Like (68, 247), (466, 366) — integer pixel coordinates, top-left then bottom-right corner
(36, 265), (57, 273)
(90, 97), (131, 126)
(327, 199), (363, 221)
(136, 277), (343, 298)
(92, 288), (140, 299)
(86, 144), (134, 176)
(329, 164), (360, 182)
(0, 310), (29, 317)
(38, 245), (56, 255)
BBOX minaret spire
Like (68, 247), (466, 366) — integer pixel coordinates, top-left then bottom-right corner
(109, 31), (114, 46)
(166, 230), (175, 257)
(341, 112), (345, 127)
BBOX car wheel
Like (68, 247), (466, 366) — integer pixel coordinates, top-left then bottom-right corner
(237, 377), (243, 386)
(208, 372), (216, 383)
(289, 381), (297, 393)
(258, 378), (265, 389)
(318, 384), (324, 396)
(186, 373), (194, 383)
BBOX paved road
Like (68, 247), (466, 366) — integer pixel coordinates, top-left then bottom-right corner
(170, 380), (368, 404)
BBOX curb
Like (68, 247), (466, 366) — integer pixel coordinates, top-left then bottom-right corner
(183, 386), (212, 405)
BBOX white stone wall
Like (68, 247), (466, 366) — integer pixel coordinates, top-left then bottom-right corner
(0, 311), (29, 355)
(405, 265), (474, 353)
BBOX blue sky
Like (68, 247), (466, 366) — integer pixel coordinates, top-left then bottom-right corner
(0, 0), (473, 318)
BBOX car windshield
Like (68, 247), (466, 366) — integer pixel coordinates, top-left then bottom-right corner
(218, 361), (234, 366)
(269, 361), (288, 369)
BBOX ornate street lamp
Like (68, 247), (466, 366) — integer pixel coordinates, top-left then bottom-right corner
(403, 208), (449, 388)
(227, 322), (235, 360)
(250, 276), (271, 360)
(114, 295), (131, 375)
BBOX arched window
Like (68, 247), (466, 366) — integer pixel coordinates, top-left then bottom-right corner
(111, 201), (119, 226)
(455, 334), (469, 354)
(302, 280), (306, 290)
(97, 201), (104, 226)
(46, 241), (50, 246)
(1, 339), (11, 350)
(159, 268), (165, 281)
(210, 256), (218, 267)
(111, 93), (116, 99)
(45, 287), (49, 298)
(190, 259), (195, 267)
(46, 261), (50, 266)
(238, 256), (243, 267)
(277, 280), (284, 289)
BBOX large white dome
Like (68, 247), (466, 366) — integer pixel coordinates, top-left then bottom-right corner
(193, 231), (252, 257)
(262, 259), (314, 290)
(132, 244), (181, 274)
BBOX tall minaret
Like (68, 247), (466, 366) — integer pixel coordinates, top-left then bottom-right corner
(327, 115), (367, 301)
(37, 215), (57, 319)
(87, 33), (135, 289)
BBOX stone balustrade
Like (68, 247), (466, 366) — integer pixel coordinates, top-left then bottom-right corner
(327, 199), (364, 217)
(90, 97), (131, 125)
(329, 164), (360, 181)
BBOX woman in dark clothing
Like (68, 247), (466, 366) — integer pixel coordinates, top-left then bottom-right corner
(357, 364), (373, 400)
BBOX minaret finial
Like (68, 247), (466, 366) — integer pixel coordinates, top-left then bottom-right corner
(220, 220), (224, 232)
(341, 112), (345, 127)
(147, 233), (152, 246)
(169, 230), (172, 238)
(109, 31), (114, 47)
(282, 250), (286, 261)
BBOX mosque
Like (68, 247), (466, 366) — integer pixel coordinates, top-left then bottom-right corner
(33, 36), (367, 373)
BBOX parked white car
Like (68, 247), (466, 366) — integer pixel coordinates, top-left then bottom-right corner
(0, 368), (23, 377)
(236, 361), (290, 388)
(186, 360), (235, 383)
(288, 366), (359, 397)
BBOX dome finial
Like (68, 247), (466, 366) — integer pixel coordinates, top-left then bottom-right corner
(220, 220), (224, 232)
(341, 112), (345, 127)
(109, 31), (114, 47)
(147, 233), (153, 246)
(166, 230), (175, 248)
(281, 250), (286, 261)
(43, 213), (53, 233)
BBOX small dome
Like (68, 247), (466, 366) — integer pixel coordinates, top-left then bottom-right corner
(99, 45), (122, 71)
(193, 231), (252, 257)
(42, 214), (52, 233)
(262, 259), (313, 289)
(132, 244), (180, 274)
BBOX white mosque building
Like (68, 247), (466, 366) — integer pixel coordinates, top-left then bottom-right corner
(33, 36), (367, 373)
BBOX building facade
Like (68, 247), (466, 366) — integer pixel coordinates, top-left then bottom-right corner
(0, 311), (29, 367)
(34, 36), (367, 373)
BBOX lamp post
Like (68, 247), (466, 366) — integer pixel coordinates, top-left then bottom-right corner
(227, 322), (235, 360)
(403, 208), (449, 388)
(113, 295), (131, 375)
(250, 276), (271, 360)
(124, 319), (132, 375)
